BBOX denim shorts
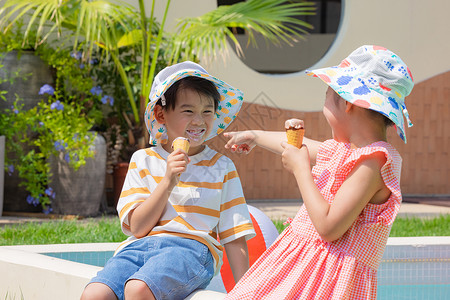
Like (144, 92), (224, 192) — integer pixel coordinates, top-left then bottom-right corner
(89, 236), (214, 300)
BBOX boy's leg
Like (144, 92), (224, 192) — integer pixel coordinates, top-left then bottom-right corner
(130, 236), (214, 300)
(85, 238), (152, 300)
(81, 282), (117, 300)
(124, 279), (156, 300)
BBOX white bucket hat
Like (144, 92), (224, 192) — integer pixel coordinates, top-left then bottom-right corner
(145, 61), (244, 145)
(307, 45), (414, 143)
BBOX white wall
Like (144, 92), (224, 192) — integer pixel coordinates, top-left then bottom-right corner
(4, 0), (447, 111)
(142, 0), (450, 111)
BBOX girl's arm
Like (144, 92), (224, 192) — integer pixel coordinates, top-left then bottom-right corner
(224, 119), (322, 163)
(224, 236), (249, 283)
(281, 142), (388, 242)
(128, 149), (189, 238)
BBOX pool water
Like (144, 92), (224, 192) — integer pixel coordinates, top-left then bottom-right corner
(42, 250), (450, 299)
(378, 284), (449, 300)
(44, 250), (114, 267)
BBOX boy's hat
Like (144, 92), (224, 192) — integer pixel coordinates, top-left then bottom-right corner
(145, 61), (244, 145)
(307, 45), (414, 143)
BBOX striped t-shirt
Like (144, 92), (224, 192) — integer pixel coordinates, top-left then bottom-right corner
(116, 145), (256, 274)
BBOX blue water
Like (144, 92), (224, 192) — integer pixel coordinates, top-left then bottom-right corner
(44, 250), (114, 267)
(42, 251), (450, 299)
(378, 284), (449, 300)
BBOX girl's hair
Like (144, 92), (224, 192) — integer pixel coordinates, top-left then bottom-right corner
(333, 91), (394, 127)
(156, 76), (220, 110)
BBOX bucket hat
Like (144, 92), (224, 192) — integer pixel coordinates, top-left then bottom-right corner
(307, 45), (414, 143)
(145, 61), (244, 145)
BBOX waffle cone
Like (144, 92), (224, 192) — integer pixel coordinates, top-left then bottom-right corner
(172, 137), (190, 153)
(286, 128), (305, 148)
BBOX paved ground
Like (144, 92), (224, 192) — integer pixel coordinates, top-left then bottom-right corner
(0, 199), (449, 226)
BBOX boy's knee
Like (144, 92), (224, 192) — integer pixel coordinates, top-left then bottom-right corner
(81, 283), (117, 300)
(124, 279), (155, 300)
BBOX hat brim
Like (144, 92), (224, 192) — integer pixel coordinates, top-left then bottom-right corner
(145, 69), (244, 145)
(307, 67), (407, 143)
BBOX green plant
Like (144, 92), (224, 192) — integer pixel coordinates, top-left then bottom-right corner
(0, 217), (127, 245)
(0, 0), (316, 151)
(273, 215), (450, 236)
(1, 99), (95, 212)
(0, 36), (114, 212)
(0, 215), (448, 246)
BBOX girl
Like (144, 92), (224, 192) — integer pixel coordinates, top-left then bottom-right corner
(223, 45), (414, 299)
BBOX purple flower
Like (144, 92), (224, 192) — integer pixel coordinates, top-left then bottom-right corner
(7, 164), (14, 176)
(70, 51), (82, 60)
(50, 100), (64, 111)
(10, 105), (19, 114)
(43, 206), (53, 215)
(89, 58), (99, 65)
(45, 187), (56, 200)
(26, 195), (40, 206)
(90, 86), (103, 96)
(79, 63), (85, 69)
(64, 153), (70, 163)
(101, 95), (114, 106)
(39, 121), (44, 126)
(39, 84), (55, 96)
(54, 140), (67, 151)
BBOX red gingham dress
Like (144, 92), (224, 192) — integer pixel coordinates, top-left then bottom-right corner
(226, 140), (403, 300)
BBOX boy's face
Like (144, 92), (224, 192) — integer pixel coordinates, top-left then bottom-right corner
(159, 87), (215, 154)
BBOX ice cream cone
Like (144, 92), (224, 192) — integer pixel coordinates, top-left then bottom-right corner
(286, 127), (305, 148)
(172, 137), (190, 153)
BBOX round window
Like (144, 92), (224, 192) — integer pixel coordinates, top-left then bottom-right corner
(217, 0), (342, 74)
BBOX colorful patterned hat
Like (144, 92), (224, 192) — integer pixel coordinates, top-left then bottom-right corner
(307, 45), (414, 143)
(145, 61), (244, 145)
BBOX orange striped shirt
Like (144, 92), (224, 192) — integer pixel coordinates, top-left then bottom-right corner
(116, 145), (255, 274)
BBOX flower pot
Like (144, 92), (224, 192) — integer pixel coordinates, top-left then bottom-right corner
(49, 133), (107, 217)
(0, 135), (4, 216)
(1, 50), (54, 213)
(0, 50), (54, 111)
(2, 156), (42, 213)
(113, 162), (129, 208)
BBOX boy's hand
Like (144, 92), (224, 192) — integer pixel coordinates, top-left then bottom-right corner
(281, 141), (310, 174)
(165, 149), (190, 185)
(224, 131), (256, 154)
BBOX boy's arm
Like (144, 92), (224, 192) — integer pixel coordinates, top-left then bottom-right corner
(128, 149), (189, 238)
(223, 237), (249, 283)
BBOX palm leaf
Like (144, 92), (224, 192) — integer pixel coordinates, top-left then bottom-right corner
(75, 0), (137, 58)
(117, 29), (144, 48)
(171, 0), (315, 62)
(0, 0), (65, 45)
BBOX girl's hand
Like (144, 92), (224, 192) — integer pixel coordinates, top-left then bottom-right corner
(281, 141), (311, 174)
(224, 131), (257, 154)
(165, 149), (190, 187)
(285, 118), (304, 130)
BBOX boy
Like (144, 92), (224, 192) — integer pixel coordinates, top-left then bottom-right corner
(81, 61), (255, 300)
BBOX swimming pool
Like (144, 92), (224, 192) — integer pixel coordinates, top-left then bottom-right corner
(43, 237), (450, 299)
(1, 237), (449, 299)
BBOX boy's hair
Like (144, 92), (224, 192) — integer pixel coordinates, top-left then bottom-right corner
(156, 77), (220, 110)
(333, 92), (394, 127)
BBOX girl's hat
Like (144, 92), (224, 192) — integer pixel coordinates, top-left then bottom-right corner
(307, 45), (414, 143)
(145, 61), (244, 145)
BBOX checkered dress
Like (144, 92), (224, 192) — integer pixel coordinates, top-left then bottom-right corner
(225, 140), (402, 299)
